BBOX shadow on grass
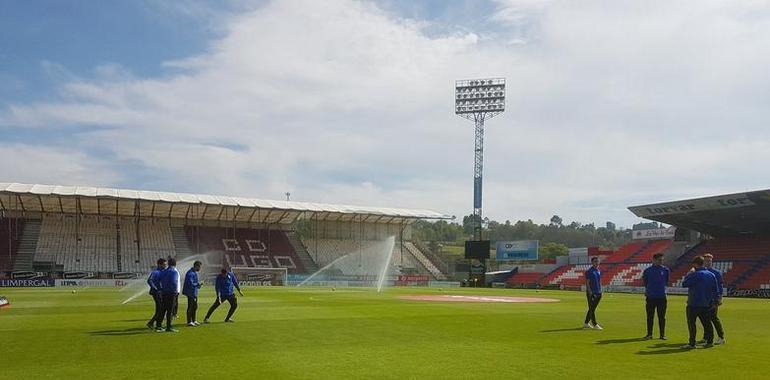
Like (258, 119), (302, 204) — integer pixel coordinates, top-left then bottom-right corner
(90, 327), (152, 336)
(596, 337), (648, 345)
(636, 342), (703, 355)
(540, 328), (586, 333)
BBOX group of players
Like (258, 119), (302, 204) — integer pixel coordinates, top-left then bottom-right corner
(145, 257), (244, 333)
(144, 251), (727, 342)
(583, 253), (726, 348)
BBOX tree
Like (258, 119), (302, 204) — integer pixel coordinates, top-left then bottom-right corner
(462, 214), (481, 236)
(412, 219), (465, 242)
(411, 214), (632, 254)
(539, 242), (569, 260)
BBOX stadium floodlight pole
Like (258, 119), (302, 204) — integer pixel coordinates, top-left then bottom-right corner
(456, 78), (505, 288)
(455, 78), (506, 241)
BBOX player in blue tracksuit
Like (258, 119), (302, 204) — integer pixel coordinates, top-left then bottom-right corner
(146, 258), (167, 330)
(182, 261), (203, 327)
(204, 268), (243, 323)
(703, 254), (726, 344)
(158, 257), (181, 332)
(583, 257), (603, 330)
(681, 256), (719, 348)
(642, 253), (670, 340)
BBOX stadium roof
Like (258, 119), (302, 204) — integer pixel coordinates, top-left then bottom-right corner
(0, 182), (452, 225)
(628, 189), (770, 237)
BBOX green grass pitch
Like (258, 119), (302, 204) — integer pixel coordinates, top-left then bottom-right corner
(1, 287), (768, 379)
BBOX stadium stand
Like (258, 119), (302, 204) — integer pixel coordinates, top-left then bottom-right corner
(284, 231), (319, 274)
(627, 189), (770, 292)
(607, 263), (649, 287)
(601, 263), (631, 286)
(13, 219), (39, 271)
(119, 219), (175, 273)
(403, 242), (446, 280)
(300, 238), (392, 276)
(411, 241), (451, 276)
(595, 241), (674, 287)
(170, 226), (195, 259)
(304, 239), (367, 268)
(541, 264), (590, 288)
(739, 257), (770, 289)
(666, 241), (706, 287)
(530, 240), (675, 289)
(506, 272), (544, 287)
(628, 239), (672, 262)
(669, 237), (770, 288)
(0, 218), (23, 272)
(0, 183), (451, 280)
(32, 215), (176, 273)
(301, 238), (435, 277)
(670, 260), (742, 288)
(35, 215), (113, 272)
(602, 242), (645, 264)
(397, 246), (429, 275)
(185, 226), (306, 273)
(538, 265), (572, 287)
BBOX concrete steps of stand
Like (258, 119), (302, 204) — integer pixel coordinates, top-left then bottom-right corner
(13, 220), (40, 272)
(170, 226), (194, 259)
(404, 242), (447, 280)
(286, 231), (318, 274)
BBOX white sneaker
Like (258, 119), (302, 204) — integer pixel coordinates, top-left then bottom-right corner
(583, 323), (593, 329)
(715, 337), (725, 345)
(193, 321), (200, 326)
(592, 324), (604, 330)
(187, 322), (196, 327)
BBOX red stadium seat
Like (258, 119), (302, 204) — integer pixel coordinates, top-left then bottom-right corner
(602, 242), (645, 263)
(669, 237), (770, 289)
(506, 272), (544, 286)
(539, 240), (675, 289)
(628, 240), (672, 262)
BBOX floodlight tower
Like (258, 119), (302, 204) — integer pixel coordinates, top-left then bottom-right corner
(455, 78), (506, 241)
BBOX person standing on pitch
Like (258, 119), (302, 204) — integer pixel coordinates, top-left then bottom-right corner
(146, 258), (167, 330)
(642, 253), (670, 340)
(204, 268), (243, 323)
(702, 253), (726, 345)
(681, 256), (718, 349)
(583, 257), (603, 330)
(158, 257), (181, 333)
(182, 261), (203, 327)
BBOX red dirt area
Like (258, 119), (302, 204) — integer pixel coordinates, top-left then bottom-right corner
(398, 295), (559, 303)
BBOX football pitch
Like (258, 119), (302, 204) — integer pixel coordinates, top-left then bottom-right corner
(1, 287), (768, 379)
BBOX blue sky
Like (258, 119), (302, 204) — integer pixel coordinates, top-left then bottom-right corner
(1, 0), (769, 228)
(0, 1), (218, 103)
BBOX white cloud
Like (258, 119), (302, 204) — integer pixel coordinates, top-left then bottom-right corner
(0, 144), (122, 186)
(3, 0), (770, 228)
